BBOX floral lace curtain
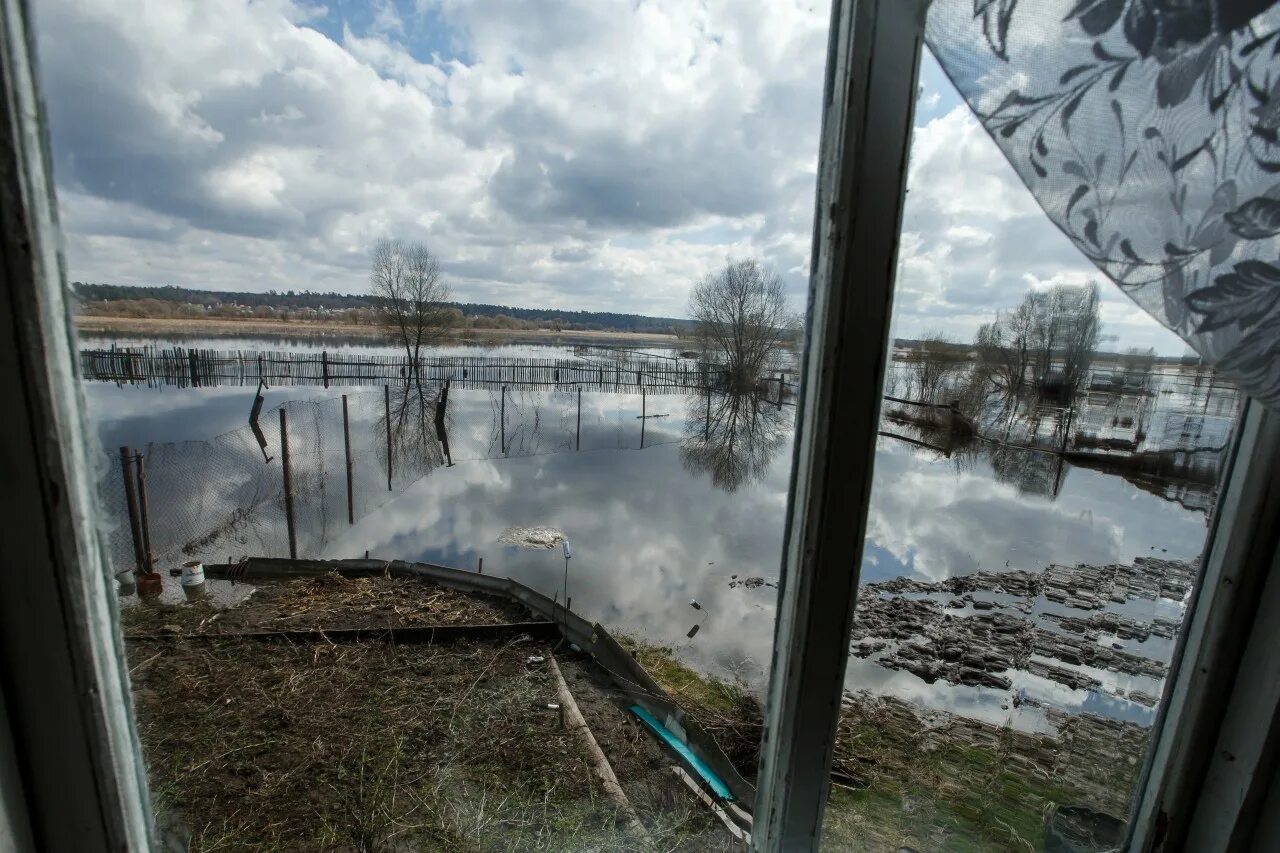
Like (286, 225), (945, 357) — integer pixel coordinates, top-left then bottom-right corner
(926, 0), (1280, 408)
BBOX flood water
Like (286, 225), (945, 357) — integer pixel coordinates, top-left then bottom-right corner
(86, 335), (1222, 731)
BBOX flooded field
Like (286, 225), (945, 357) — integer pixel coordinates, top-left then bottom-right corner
(86, 335), (1233, 848)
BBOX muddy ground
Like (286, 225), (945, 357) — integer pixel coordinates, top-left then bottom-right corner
(843, 557), (1192, 705)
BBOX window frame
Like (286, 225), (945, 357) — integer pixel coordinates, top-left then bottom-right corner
(0, 0), (1278, 850)
(0, 0), (153, 847)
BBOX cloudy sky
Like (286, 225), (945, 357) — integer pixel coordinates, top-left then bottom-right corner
(34, 0), (1185, 350)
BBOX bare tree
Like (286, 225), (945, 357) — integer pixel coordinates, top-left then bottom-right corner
(973, 282), (1100, 406)
(689, 259), (793, 391)
(370, 238), (453, 376)
(907, 332), (966, 406)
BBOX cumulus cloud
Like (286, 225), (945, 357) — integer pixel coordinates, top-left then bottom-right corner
(897, 102), (1184, 351)
(34, 0), (1187, 349)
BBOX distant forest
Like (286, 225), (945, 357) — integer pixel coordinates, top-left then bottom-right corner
(72, 282), (692, 334)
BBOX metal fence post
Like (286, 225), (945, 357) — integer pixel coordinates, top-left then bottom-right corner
(280, 408), (297, 558)
(342, 394), (353, 525)
(576, 387), (582, 450)
(500, 384), (506, 455)
(133, 452), (154, 574)
(118, 446), (145, 574)
(385, 384), (393, 491)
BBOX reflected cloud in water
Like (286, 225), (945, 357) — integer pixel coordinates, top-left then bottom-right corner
(88, 375), (1210, 724)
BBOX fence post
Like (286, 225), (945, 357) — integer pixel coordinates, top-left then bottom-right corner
(188, 349), (200, 388)
(576, 387), (582, 450)
(133, 452), (154, 574)
(500, 385), (507, 455)
(385, 384), (393, 491)
(343, 394), (353, 525)
(435, 380), (449, 425)
(705, 389), (712, 441)
(640, 389), (647, 450)
(280, 408), (297, 558)
(1060, 404), (1075, 453)
(778, 373), (785, 408)
(322, 350), (330, 389)
(118, 446), (145, 575)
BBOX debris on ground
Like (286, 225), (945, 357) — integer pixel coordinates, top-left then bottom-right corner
(497, 525), (567, 549)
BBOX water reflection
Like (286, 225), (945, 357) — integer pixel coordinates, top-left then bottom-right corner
(383, 380), (446, 480)
(680, 390), (790, 493)
(87, 343), (1216, 730)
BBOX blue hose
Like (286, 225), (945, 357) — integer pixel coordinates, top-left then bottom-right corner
(629, 704), (734, 801)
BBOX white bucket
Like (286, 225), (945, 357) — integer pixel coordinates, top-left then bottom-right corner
(181, 560), (206, 587)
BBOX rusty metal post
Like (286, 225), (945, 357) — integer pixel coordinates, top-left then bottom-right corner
(133, 452), (154, 574)
(343, 394), (353, 525)
(118, 446), (145, 575)
(280, 408), (297, 558)
(385, 384), (393, 491)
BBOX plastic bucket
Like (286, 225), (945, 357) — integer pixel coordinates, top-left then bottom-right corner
(180, 560), (206, 587)
(181, 560), (207, 600)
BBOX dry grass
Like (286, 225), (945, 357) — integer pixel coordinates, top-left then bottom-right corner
(132, 635), (710, 851)
(124, 573), (525, 636)
(126, 576), (737, 850)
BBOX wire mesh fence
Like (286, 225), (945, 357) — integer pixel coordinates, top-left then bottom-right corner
(98, 384), (461, 576)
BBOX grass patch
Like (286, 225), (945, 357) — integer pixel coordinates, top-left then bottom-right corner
(621, 637), (1147, 852)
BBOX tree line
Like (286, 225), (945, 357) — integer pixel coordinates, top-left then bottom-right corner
(71, 281), (692, 335)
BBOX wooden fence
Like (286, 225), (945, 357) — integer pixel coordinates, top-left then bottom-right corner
(80, 346), (727, 395)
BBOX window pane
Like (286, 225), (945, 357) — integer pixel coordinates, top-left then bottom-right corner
(36, 0), (828, 848)
(818, 44), (1241, 851)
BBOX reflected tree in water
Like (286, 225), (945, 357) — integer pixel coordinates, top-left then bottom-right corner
(681, 390), (789, 493)
(377, 380), (447, 482)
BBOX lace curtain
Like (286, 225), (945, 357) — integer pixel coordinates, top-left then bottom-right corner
(926, 0), (1280, 408)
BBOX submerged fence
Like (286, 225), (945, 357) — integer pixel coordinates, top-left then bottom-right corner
(81, 346), (727, 394)
(97, 378), (716, 578)
(100, 386), (456, 578)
